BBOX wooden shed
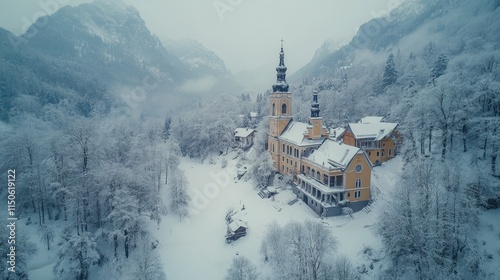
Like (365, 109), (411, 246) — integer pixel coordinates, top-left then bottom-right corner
(225, 220), (247, 243)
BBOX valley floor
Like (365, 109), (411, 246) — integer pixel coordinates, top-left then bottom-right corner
(154, 152), (403, 280)
(21, 150), (500, 279)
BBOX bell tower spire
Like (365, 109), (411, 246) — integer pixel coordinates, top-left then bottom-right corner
(311, 90), (320, 118)
(307, 89), (328, 140)
(272, 39), (289, 93)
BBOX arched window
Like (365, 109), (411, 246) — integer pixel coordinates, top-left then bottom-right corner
(282, 103), (287, 114)
(356, 178), (362, 188)
(272, 103), (276, 116)
(389, 148), (392, 156)
(316, 171), (320, 180)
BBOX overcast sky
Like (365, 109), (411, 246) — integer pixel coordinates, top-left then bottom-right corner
(0, 0), (403, 75)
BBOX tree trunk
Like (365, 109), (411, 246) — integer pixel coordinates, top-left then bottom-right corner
(96, 197), (101, 228)
(483, 136), (488, 160)
(41, 197), (45, 224)
(114, 234), (118, 258)
(492, 151), (497, 177)
(442, 123), (447, 159)
(462, 124), (467, 153)
(124, 230), (129, 258)
(428, 126), (432, 153)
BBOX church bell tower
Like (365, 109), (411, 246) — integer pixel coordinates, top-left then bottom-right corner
(268, 40), (292, 170)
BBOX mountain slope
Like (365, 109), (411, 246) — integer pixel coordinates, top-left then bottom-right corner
(0, 0), (241, 121)
(162, 38), (229, 78)
(25, 0), (189, 86)
(290, 0), (485, 81)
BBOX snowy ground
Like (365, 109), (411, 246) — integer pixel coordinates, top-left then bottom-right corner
(20, 151), (500, 279)
(153, 152), (404, 279)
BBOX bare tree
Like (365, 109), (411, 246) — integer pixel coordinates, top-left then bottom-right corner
(225, 255), (259, 280)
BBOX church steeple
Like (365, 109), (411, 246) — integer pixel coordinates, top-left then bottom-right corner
(311, 90), (320, 118)
(272, 39), (289, 93)
(307, 89), (328, 140)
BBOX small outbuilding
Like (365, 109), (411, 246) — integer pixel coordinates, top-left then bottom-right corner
(225, 220), (247, 243)
(234, 128), (256, 148)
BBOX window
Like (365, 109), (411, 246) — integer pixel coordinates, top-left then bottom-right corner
(281, 165), (284, 172)
(282, 156), (284, 161)
(356, 178), (362, 188)
(282, 144), (285, 153)
(376, 151), (380, 157)
(368, 151), (371, 156)
(355, 164), (362, 173)
(286, 159), (288, 164)
(282, 103), (287, 114)
(354, 190), (361, 198)
(311, 169), (315, 177)
(336, 175), (343, 187)
(389, 148), (392, 156)
(323, 174), (328, 185)
(382, 150), (385, 157)
(301, 165), (305, 173)
(330, 176), (335, 188)
(316, 171), (320, 180)
(272, 144), (275, 152)
(272, 103), (276, 116)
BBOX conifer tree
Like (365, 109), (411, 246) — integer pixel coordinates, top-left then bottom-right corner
(382, 53), (398, 89)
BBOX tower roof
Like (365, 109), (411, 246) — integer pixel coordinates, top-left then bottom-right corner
(272, 39), (289, 93)
(311, 90), (320, 118)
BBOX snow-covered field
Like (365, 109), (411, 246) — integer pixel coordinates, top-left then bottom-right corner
(22, 151), (500, 279)
(154, 152), (403, 279)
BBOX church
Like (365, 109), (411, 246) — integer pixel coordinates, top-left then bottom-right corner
(267, 43), (373, 216)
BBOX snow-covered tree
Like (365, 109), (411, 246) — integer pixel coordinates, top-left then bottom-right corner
(261, 220), (337, 280)
(128, 236), (167, 280)
(168, 169), (190, 220)
(382, 53), (398, 89)
(377, 159), (483, 279)
(224, 255), (259, 280)
(54, 229), (100, 280)
(430, 53), (448, 82)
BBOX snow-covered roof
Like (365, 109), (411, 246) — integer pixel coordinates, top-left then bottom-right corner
(228, 220), (247, 232)
(234, 128), (255, 138)
(279, 121), (325, 146)
(360, 116), (384, 124)
(348, 122), (397, 140)
(305, 140), (361, 170)
(330, 127), (346, 140)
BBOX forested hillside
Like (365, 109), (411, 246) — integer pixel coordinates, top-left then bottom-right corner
(287, 0), (500, 277)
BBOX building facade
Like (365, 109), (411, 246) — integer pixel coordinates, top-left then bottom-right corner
(342, 117), (401, 166)
(267, 44), (373, 216)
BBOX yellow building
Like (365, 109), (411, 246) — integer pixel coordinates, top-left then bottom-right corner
(267, 43), (373, 216)
(342, 117), (401, 166)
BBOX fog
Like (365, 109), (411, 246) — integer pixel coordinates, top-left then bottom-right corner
(0, 0), (403, 75)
